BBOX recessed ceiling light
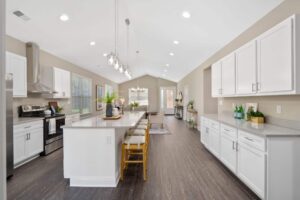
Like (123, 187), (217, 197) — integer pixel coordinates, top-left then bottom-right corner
(182, 11), (191, 18)
(166, 64), (170, 67)
(90, 41), (96, 46)
(103, 53), (108, 57)
(60, 14), (69, 22)
(169, 52), (174, 56)
(173, 40), (179, 45)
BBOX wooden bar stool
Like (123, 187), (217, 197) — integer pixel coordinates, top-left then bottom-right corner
(127, 126), (150, 149)
(120, 135), (148, 181)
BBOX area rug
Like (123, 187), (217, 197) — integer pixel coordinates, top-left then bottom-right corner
(149, 124), (171, 135)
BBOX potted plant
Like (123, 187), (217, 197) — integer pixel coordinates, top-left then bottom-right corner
(103, 92), (116, 117)
(187, 100), (194, 110)
(130, 101), (139, 111)
(250, 110), (265, 124)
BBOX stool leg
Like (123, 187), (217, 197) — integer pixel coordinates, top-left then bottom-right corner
(143, 146), (147, 181)
(121, 144), (125, 181)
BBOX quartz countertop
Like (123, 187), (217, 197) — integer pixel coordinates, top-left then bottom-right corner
(13, 117), (44, 125)
(63, 111), (145, 129)
(203, 114), (300, 137)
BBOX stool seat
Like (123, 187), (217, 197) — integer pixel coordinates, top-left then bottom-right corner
(123, 136), (145, 145)
(127, 129), (146, 136)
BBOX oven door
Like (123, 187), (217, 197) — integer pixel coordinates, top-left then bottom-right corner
(44, 116), (65, 141)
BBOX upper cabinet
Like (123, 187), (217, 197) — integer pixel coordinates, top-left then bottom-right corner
(6, 52), (27, 98)
(221, 53), (236, 96)
(211, 61), (222, 97)
(257, 17), (293, 94)
(235, 41), (257, 95)
(42, 66), (71, 98)
(211, 14), (300, 98)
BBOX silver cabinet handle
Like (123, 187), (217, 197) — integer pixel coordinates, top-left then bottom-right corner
(235, 142), (239, 152)
(245, 137), (254, 142)
(256, 82), (260, 91)
(252, 83), (256, 92)
(29, 133), (31, 140)
(26, 133), (29, 140)
(232, 141), (235, 150)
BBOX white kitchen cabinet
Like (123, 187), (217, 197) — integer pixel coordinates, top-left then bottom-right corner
(41, 66), (71, 98)
(220, 124), (237, 173)
(236, 41), (257, 95)
(208, 120), (220, 158)
(211, 61), (222, 97)
(6, 52), (27, 97)
(13, 134), (27, 164)
(237, 130), (265, 198)
(221, 53), (236, 96)
(257, 16), (294, 94)
(200, 117), (210, 147)
(14, 120), (44, 166)
(26, 128), (44, 158)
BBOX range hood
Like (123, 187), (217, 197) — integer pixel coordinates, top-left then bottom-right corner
(26, 42), (57, 94)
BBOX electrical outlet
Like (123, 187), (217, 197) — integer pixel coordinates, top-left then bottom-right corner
(276, 105), (282, 114)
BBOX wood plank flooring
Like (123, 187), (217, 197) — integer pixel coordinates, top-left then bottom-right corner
(7, 116), (259, 200)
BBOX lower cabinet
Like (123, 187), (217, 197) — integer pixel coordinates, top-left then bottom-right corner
(14, 120), (44, 166)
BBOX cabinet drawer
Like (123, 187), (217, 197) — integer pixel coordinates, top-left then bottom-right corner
(238, 130), (266, 152)
(14, 120), (43, 134)
(210, 120), (220, 131)
(221, 124), (237, 139)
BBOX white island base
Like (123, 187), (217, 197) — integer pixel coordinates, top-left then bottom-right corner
(63, 112), (145, 187)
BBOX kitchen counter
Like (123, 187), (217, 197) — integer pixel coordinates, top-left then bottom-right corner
(13, 117), (44, 125)
(63, 111), (146, 188)
(203, 114), (300, 137)
(63, 111), (145, 129)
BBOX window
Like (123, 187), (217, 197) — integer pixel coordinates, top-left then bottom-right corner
(128, 88), (149, 106)
(72, 74), (92, 114)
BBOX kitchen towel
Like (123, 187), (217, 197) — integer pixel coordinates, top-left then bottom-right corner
(49, 118), (56, 135)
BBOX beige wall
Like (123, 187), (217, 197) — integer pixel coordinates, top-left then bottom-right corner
(118, 75), (177, 112)
(6, 35), (118, 117)
(178, 0), (300, 125)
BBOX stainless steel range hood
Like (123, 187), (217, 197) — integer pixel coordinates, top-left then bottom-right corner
(26, 42), (57, 94)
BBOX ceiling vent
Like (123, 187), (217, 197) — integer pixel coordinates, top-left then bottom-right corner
(13, 10), (30, 21)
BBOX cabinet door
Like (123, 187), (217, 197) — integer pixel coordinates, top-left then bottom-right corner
(26, 128), (44, 158)
(209, 129), (220, 158)
(236, 41), (257, 95)
(53, 67), (63, 98)
(237, 143), (265, 198)
(211, 61), (222, 97)
(257, 17), (293, 93)
(62, 70), (71, 98)
(6, 52), (27, 97)
(221, 53), (236, 96)
(220, 135), (237, 173)
(201, 125), (209, 147)
(14, 134), (27, 164)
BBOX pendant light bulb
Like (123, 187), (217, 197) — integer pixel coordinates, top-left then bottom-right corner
(114, 60), (119, 70)
(119, 65), (124, 73)
(108, 54), (114, 65)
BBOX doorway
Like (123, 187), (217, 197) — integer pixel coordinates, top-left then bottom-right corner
(160, 87), (176, 115)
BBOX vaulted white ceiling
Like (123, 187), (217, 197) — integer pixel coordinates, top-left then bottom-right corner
(6, 0), (283, 83)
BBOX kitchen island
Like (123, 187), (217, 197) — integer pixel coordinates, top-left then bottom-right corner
(63, 111), (145, 187)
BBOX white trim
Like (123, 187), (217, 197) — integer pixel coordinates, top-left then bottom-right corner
(0, 0), (6, 199)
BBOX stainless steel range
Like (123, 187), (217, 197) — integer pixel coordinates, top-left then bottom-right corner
(18, 105), (65, 155)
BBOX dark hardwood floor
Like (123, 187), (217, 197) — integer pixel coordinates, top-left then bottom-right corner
(7, 116), (259, 200)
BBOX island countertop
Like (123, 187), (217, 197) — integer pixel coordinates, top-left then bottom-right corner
(63, 111), (145, 128)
